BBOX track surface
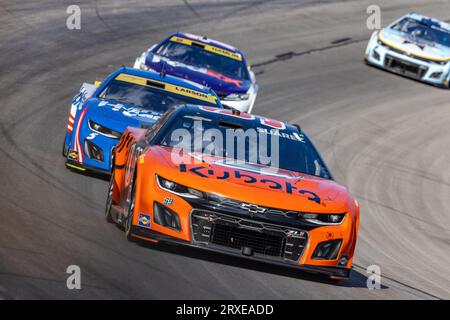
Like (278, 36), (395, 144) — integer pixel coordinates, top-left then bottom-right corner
(1, 0), (450, 299)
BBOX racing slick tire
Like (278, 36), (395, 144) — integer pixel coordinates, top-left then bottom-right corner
(105, 170), (115, 223)
(124, 174), (137, 242)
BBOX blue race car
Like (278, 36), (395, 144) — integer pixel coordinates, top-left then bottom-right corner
(133, 32), (258, 113)
(62, 67), (222, 174)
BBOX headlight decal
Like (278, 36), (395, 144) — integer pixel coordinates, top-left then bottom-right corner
(156, 175), (204, 199)
(222, 93), (250, 101)
(88, 119), (122, 139)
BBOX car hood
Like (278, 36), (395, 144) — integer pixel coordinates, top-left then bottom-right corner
(150, 146), (350, 213)
(380, 28), (450, 60)
(145, 53), (251, 95)
(84, 98), (162, 133)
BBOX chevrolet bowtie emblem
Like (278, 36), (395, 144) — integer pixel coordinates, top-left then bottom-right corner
(241, 203), (267, 214)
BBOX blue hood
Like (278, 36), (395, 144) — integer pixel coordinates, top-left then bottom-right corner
(145, 53), (251, 96)
(84, 98), (162, 133)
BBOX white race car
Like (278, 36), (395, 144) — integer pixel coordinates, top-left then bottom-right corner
(365, 13), (450, 87)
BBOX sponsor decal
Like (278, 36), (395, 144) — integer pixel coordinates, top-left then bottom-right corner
(138, 213), (151, 228)
(164, 197), (174, 206)
(68, 151), (78, 159)
(179, 164), (321, 204)
(257, 127), (304, 142)
(170, 36), (242, 61)
(338, 255), (349, 267)
(98, 100), (162, 120)
(114, 73), (218, 104)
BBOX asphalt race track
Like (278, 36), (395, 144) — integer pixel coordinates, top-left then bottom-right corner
(1, 0), (450, 299)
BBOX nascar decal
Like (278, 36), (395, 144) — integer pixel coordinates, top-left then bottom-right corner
(169, 36), (242, 61)
(115, 73), (218, 104)
(179, 164), (321, 204)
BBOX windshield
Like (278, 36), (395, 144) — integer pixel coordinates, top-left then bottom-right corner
(98, 76), (219, 113)
(156, 110), (331, 179)
(391, 17), (450, 47)
(155, 40), (250, 81)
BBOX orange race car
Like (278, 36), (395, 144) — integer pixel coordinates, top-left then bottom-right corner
(105, 105), (360, 280)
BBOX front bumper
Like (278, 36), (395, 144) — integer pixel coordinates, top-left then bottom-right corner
(131, 225), (351, 279)
(130, 182), (355, 279)
(365, 39), (450, 86)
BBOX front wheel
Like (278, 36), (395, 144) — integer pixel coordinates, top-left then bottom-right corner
(124, 176), (137, 242)
(62, 133), (68, 157)
(105, 170), (115, 223)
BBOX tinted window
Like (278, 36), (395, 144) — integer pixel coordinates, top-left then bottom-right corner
(155, 41), (249, 81)
(98, 77), (219, 113)
(391, 17), (450, 47)
(156, 109), (332, 179)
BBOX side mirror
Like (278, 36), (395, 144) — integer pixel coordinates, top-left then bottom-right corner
(94, 80), (102, 86)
